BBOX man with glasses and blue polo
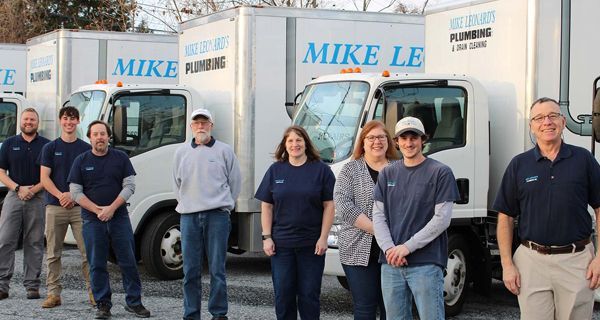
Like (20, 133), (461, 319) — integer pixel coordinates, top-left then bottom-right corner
(494, 97), (600, 319)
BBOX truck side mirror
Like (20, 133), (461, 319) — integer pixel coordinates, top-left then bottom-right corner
(593, 87), (600, 143)
(112, 104), (127, 145)
(285, 92), (303, 119)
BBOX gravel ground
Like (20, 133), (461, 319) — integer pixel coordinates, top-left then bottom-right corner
(1, 247), (600, 319)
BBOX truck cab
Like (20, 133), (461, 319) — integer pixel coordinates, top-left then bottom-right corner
(293, 71), (493, 316)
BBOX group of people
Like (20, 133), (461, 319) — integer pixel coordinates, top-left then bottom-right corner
(0, 97), (599, 320)
(0, 107), (150, 319)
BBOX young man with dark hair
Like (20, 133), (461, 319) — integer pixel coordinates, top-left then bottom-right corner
(40, 106), (93, 308)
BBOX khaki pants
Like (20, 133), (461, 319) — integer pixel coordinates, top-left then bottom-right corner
(45, 205), (90, 296)
(514, 243), (595, 320)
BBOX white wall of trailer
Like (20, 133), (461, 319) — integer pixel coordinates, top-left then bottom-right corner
(26, 30), (179, 140)
(0, 44), (26, 94)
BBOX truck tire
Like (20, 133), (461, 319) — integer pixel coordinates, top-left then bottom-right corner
(140, 211), (183, 280)
(444, 234), (469, 316)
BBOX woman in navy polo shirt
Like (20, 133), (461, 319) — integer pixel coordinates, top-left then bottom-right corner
(255, 125), (335, 320)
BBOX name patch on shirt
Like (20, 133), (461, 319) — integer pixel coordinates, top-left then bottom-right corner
(525, 176), (538, 183)
(54, 152), (63, 156)
(12, 147), (20, 151)
(387, 181), (396, 187)
(275, 179), (285, 184)
(85, 166), (95, 171)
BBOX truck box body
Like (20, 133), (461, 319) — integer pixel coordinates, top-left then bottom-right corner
(315, 0), (600, 315)
(26, 30), (178, 141)
(179, 6), (424, 252)
(0, 44), (26, 95)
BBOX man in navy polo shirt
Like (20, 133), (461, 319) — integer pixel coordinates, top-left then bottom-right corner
(494, 97), (600, 319)
(68, 120), (150, 319)
(40, 106), (93, 308)
(0, 108), (49, 301)
(373, 117), (459, 319)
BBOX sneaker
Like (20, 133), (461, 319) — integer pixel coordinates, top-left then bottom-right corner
(41, 294), (61, 308)
(0, 290), (7, 300)
(26, 289), (40, 299)
(124, 304), (151, 318)
(95, 304), (111, 319)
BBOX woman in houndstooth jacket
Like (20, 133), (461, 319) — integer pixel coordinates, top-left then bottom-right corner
(334, 120), (398, 320)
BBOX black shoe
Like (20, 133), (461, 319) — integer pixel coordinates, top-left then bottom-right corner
(26, 289), (40, 299)
(124, 304), (151, 318)
(95, 304), (111, 319)
(0, 290), (7, 300)
(211, 316), (228, 320)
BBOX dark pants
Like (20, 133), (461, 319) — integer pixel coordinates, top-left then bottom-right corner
(271, 246), (325, 320)
(342, 262), (386, 320)
(82, 210), (142, 309)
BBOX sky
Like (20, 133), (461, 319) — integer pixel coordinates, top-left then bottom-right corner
(135, 0), (432, 33)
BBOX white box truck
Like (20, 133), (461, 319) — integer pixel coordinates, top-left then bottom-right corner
(60, 6), (424, 280)
(304, 0), (600, 315)
(26, 29), (179, 141)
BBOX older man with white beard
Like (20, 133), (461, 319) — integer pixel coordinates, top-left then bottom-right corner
(173, 108), (241, 320)
(68, 120), (150, 319)
(0, 108), (49, 301)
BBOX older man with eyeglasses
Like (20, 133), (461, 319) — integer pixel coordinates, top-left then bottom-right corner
(494, 97), (600, 320)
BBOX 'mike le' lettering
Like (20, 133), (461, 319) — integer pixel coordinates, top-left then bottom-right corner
(302, 42), (423, 67)
(112, 58), (178, 78)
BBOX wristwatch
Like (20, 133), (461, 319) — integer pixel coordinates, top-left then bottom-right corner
(261, 234), (272, 240)
(14, 185), (19, 192)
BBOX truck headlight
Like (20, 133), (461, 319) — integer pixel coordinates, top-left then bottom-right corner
(327, 224), (341, 249)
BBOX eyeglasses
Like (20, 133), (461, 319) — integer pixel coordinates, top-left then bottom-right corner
(530, 112), (563, 123)
(365, 135), (387, 142)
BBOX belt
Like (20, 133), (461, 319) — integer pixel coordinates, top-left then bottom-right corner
(520, 238), (591, 255)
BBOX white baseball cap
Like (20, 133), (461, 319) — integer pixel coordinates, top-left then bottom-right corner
(395, 116), (425, 137)
(190, 108), (213, 122)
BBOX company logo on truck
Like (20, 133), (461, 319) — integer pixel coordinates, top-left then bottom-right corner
(184, 36), (229, 74)
(29, 55), (53, 82)
(112, 58), (178, 78)
(448, 10), (496, 52)
(302, 42), (423, 67)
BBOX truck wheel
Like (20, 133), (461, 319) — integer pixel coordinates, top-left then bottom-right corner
(140, 211), (183, 280)
(337, 276), (350, 290)
(444, 234), (469, 316)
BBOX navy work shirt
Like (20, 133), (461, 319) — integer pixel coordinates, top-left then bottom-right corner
(0, 134), (49, 186)
(493, 143), (600, 246)
(39, 138), (91, 206)
(68, 148), (136, 217)
(255, 160), (335, 248)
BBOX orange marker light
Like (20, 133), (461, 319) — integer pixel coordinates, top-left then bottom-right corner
(354, 67), (362, 73)
(117, 81), (123, 87)
(382, 70), (390, 77)
(346, 68), (354, 73)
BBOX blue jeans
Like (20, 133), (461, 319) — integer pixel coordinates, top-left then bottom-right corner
(381, 264), (444, 320)
(271, 246), (325, 320)
(82, 210), (142, 309)
(181, 210), (231, 319)
(343, 262), (386, 320)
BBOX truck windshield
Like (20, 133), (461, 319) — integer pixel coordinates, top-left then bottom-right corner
(0, 102), (17, 144)
(69, 90), (107, 142)
(293, 81), (369, 163)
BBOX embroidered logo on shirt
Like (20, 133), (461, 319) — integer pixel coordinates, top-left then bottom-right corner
(54, 152), (63, 156)
(387, 181), (396, 187)
(85, 166), (94, 171)
(275, 179), (285, 184)
(525, 176), (538, 183)
(12, 147), (20, 151)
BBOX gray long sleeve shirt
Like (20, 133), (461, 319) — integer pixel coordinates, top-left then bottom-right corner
(172, 138), (241, 214)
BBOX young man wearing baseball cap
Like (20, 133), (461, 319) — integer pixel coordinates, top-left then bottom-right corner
(372, 116), (460, 319)
(172, 108), (241, 320)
